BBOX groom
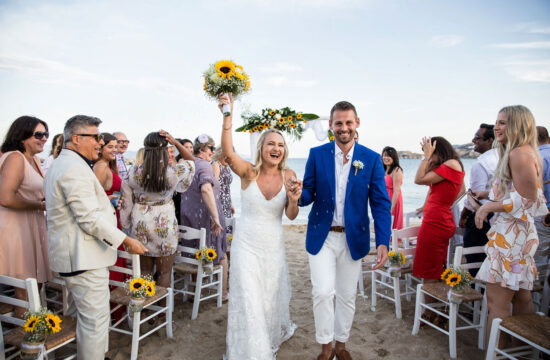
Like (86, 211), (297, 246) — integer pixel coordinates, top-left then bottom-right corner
(299, 101), (391, 360)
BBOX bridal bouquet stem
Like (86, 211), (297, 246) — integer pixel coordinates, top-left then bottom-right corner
(203, 60), (250, 116)
(236, 107), (319, 141)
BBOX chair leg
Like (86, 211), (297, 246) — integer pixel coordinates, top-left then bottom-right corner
(217, 270), (223, 308)
(166, 288), (173, 339)
(370, 271), (377, 311)
(394, 275), (402, 319)
(405, 274), (412, 302)
(130, 310), (141, 360)
(485, 318), (502, 360)
(449, 302), (458, 359)
(357, 267), (364, 297)
(478, 293), (488, 350)
(191, 273), (203, 320)
(412, 284), (423, 335)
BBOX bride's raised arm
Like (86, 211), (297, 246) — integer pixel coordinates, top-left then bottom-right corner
(220, 94), (254, 180)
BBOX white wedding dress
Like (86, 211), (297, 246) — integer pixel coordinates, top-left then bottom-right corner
(226, 179), (296, 360)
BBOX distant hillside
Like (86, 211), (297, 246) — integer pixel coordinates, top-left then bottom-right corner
(398, 142), (479, 159)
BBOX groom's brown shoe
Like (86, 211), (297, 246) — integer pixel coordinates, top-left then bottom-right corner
(316, 348), (335, 360)
(335, 348), (352, 360)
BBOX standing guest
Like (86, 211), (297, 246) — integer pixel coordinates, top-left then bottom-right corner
(175, 138), (194, 162)
(180, 134), (227, 300)
(42, 133), (64, 173)
(0, 116), (52, 317)
(212, 147), (235, 220)
(413, 137), (465, 302)
(534, 126), (550, 274)
(135, 147), (145, 165)
(382, 146), (404, 230)
(459, 124), (499, 276)
(474, 105), (547, 343)
(167, 145), (176, 165)
(45, 115), (147, 359)
(114, 131), (130, 180)
(120, 131), (195, 296)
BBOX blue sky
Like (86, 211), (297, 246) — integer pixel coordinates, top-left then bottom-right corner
(1, 0), (549, 158)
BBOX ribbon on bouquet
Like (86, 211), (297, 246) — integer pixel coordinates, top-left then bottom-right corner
(21, 341), (48, 360)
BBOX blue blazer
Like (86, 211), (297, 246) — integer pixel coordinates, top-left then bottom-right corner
(299, 142), (391, 260)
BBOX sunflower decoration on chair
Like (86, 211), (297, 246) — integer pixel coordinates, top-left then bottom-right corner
(126, 275), (155, 299)
(441, 266), (473, 294)
(22, 308), (62, 343)
(203, 59), (251, 116)
(237, 107), (319, 141)
(195, 246), (218, 264)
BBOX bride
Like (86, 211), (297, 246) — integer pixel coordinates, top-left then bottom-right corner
(219, 95), (302, 359)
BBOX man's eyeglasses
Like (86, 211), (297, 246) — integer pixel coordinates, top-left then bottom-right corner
(77, 133), (103, 142)
(117, 140), (130, 145)
(32, 131), (49, 140)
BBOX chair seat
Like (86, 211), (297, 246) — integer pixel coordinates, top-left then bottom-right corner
(0, 302), (14, 314)
(173, 263), (221, 275)
(110, 286), (168, 306)
(4, 315), (77, 350)
(422, 282), (483, 303)
(501, 314), (550, 349)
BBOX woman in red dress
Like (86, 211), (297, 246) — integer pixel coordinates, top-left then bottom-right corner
(413, 136), (465, 282)
(382, 146), (404, 230)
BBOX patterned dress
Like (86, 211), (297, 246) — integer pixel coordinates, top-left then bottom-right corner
(120, 161), (195, 256)
(217, 162), (233, 219)
(476, 181), (547, 291)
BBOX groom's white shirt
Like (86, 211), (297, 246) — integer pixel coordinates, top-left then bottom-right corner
(332, 143), (355, 226)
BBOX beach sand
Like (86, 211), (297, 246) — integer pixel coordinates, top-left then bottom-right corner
(106, 225), (484, 360)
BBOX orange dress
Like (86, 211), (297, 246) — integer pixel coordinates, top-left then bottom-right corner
(0, 151), (52, 282)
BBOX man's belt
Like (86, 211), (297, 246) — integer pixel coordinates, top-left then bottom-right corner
(329, 226), (345, 233)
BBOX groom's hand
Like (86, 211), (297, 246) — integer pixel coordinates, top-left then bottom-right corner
(372, 245), (388, 270)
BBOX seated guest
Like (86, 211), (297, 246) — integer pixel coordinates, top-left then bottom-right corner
(0, 116), (52, 317)
(42, 133), (64, 173)
(45, 115), (147, 359)
(120, 131), (195, 298)
(180, 135), (227, 300)
(114, 131), (130, 180)
(381, 146), (403, 230)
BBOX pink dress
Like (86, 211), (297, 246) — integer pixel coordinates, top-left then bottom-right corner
(385, 173), (403, 230)
(0, 151), (51, 282)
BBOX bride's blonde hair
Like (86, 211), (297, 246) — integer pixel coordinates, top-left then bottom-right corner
(253, 130), (289, 177)
(493, 105), (542, 197)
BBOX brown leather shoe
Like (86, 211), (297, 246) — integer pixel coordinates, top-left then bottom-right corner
(316, 348), (335, 360)
(335, 348), (352, 360)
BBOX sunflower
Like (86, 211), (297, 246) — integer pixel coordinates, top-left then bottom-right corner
(227, 235), (233, 243)
(278, 118), (285, 124)
(195, 249), (204, 260)
(400, 252), (406, 264)
(253, 126), (258, 132)
(269, 110), (276, 116)
(146, 281), (156, 297)
(446, 273), (462, 287)
(289, 123), (296, 128)
(287, 116), (293, 122)
(304, 120), (308, 123)
(235, 71), (244, 80)
(45, 313), (62, 333)
(388, 250), (395, 257)
(468, 273), (474, 280)
(206, 248), (217, 261)
(215, 60), (236, 79)
(441, 268), (452, 280)
(296, 113), (303, 119)
(329, 136), (335, 141)
(24, 315), (41, 333)
(129, 278), (146, 292)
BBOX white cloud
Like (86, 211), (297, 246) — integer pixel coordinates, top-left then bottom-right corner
(491, 41), (550, 49)
(259, 62), (303, 73)
(513, 22), (550, 34)
(501, 60), (550, 83)
(431, 35), (464, 48)
(265, 75), (317, 88)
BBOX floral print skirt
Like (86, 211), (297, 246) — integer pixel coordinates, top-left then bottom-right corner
(129, 202), (179, 257)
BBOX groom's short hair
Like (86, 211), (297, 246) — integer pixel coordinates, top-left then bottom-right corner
(330, 101), (357, 121)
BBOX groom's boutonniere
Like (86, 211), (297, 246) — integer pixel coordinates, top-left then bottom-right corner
(352, 160), (364, 175)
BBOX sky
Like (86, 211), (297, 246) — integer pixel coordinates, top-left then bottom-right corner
(1, 0), (549, 158)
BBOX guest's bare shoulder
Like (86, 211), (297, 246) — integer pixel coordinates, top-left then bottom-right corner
(443, 159), (462, 171)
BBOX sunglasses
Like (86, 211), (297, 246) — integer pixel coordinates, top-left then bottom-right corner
(32, 131), (49, 140)
(77, 133), (103, 142)
(208, 145), (216, 151)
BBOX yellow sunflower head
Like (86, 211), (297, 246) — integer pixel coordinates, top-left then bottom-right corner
(130, 278), (146, 292)
(329, 136), (335, 141)
(304, 120), (308, 123)
(253, 126), (258, 132)
(400, 252), (406, 264)
(388, 250), (395, 257)
(440, 268), (452, 280)
(146, 281), (156, 297)
(24, 315), (41, 333)
(45, 313), (62, 333)
(244, 79), (251, 91)
(269, 110), (276, 116)
(206, 248), (217, 261)
(289, 123), (296, 128)
(215, 60), (236, 79)
(446, 273), (462, 286)
(235, 72), (244, 80)
(287, 116), (293, 122)
(296, 113), (303, 119)
(227, 235), (233, 243)
(278, 118), (285, 124)
(195, 249), (204, 260)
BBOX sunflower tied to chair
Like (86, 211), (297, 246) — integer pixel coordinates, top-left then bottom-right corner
(126, 275), (155, 312)
(21, 307), (62, 357)
(441, 266), (473, 294)
(387, 250), (406, 267)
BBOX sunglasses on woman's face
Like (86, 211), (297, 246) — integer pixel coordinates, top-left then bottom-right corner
(208, 145), (215, 151)
(33, 131), (49, 140)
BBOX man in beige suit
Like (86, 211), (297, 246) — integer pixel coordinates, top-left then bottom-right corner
(45, 115), (147, 360)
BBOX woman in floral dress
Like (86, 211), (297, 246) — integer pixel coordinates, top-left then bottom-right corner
(473, 105), (547, 343)
(121, 131), (195, 290)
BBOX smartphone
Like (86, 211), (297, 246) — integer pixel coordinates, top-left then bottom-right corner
(110, 191), (121, 208)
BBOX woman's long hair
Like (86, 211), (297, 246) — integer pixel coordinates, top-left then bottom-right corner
(141, 132), (169, 193)
(50, 134), (64, 158)
(97, 132), (118, 175)
(493, 105), (541, 197)
(253, 130), (289, 177)
(382, 146), (402, 175)
(426, 136), (464, 172)
(1, 116), (48, 153)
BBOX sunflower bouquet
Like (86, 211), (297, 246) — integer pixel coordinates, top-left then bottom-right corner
(236, 107), (319, 141)
(22, 308), (62, 344)
(203, 59), (250, 116)
(195, 246), (217, 264)
(387, 250), (406, 267)
(441, 266), (473, 294)
(126, 275), (155, 312)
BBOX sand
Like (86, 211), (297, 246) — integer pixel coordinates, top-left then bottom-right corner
(106, 225), (484, 360)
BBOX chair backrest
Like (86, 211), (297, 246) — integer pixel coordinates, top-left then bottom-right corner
(404, 211), (422, 227)
(453, 246), (485, 270)
(391, 226), (420, 258)
(108, 250), (140, 287)
(175, 225), (207, 268)
(0, 276), (41, 327)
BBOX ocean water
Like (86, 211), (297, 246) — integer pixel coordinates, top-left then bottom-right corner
(230, 158), (476, 225)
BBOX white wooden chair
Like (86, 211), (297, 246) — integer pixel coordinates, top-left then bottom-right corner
(485, 313), (550, 360)
(0, 275), (76, 360)
(40, 275), (70, 315)
(108, 250), (173, 360)
(411, 245), (488, 359)
(172, 225), (223, 320)
(370, 225), (420, 319)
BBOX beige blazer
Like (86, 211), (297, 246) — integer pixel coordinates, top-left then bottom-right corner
(44, 149), (126, 272)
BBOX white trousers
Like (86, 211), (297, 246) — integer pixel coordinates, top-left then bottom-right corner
(64, 267), (110, 360)
(309, 231), (361, 344)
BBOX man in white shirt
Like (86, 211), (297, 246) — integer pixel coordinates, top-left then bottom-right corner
(460, 123), (499, 275)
